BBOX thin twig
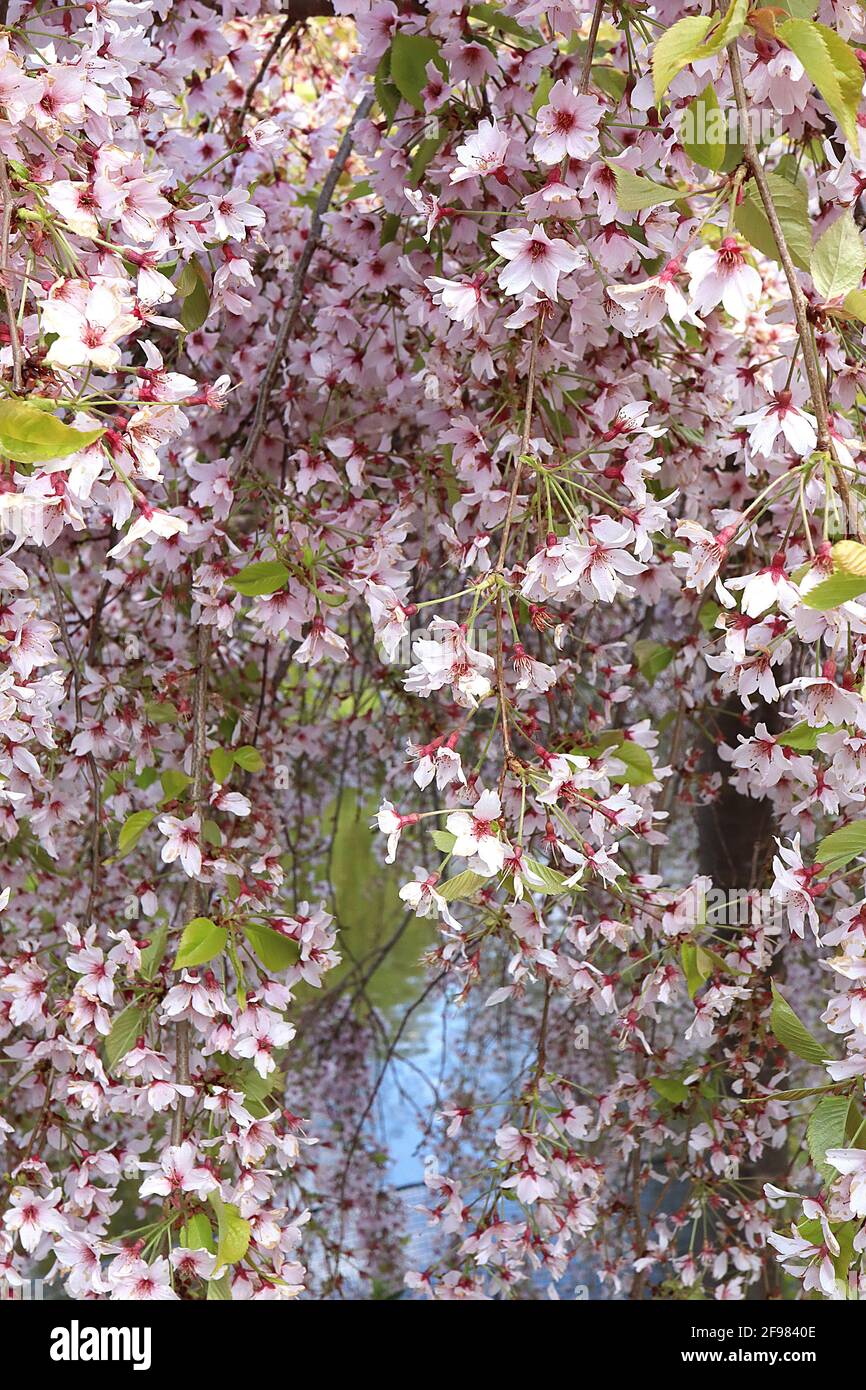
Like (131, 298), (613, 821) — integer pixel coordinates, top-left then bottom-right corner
(235, 13), (297, 136)
(729, 41), (864, 541)
(237, 88), (374, 478)
(0, 152), (23, 391)
(578, 0), (606, 95)
(171, 621), (211, 1147)
(494, 316), (542, 772)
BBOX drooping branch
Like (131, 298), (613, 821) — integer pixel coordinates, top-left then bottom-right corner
(171, 620), (211, 1148)
(729, 40), (864, 542)
(237, 87), (375, 477)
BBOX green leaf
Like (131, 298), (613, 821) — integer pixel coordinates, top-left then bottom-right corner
(777, 721), (823, 749)
(228, 560), (289, 597)
(104, 1003), (145, 1072)
(144, 699), (179, 724)
(207, 1274), (232, 1300)
(842, 287), (866, 324)
(469, 3), (535, 41)
(811, 210), (866, 300)
(139, 923), (168, 981)
(607, 164), (680, 212)
(181, 1213), (216, 1253)
(202, 819), (222, 847)
(650, 1076), (690, 1104)
(691, 0), (748, 59)
(437, 869), (488, 901)
(389, 32), (442, 112)
(173, 917), (227, 970)
(808, 1095), (853, 1183)
(802, 572), (866, 609)
(210, 747), (234, 783)
(695, 943), (746, 978)
(681, 940), (711, 998)
(833, 539), (866, 577)
(652, 15), (714, 101)
(432, 829), (456, 853)
(698, 599), (721, 631)
(237, 1063), (284, 1118)
(178, 258), (211, 332)
(770, 984), (827, 1064)
(607, 740), (655, 785)
(0, 399), (104, 464)
(408, 136), (441, 186)
(243, 922), (296, 972)
(118, 808), (155, 855)
(160, 768), (192, 801)
(592, 64), (627, 103)
(209, 1192), (251, 1270)
(779, 19), (862, 147)
(530, 70), (554, 117)
(522, 856), (572, 895)
(815, 819), (866, 873)
(233, 744), (264, 773)
(652, 0), (747, 102)
(634, 639), (674, 684)
(741, 1082), (848, 1104)
(681, 939), (717, 995)
(374, 53), (401, 128)
(682, 86), (726, 172)
(735, 172), (812, 272)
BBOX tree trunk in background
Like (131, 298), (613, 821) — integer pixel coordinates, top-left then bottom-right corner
(698, 704), (785, 1298)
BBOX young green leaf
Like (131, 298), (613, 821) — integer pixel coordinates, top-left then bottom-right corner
(776, 722), (823, 750)
(770, 984), (828, 1064)
(209, 1191), (251, 1269)
(210, 747), (235, 783)
(808, 1095), (854, 1183)
(178, 257), (211, 332)
(681, 941), (710, 998)
(139, 923), (168, 981)
(832, 539), (866, 577)
(173, 916), (227, 970)
(607, 740), (655, 785)
(437, 868), (488, 901)
(779, 19), (862, 147)
(118, 808), (155, 855)
(522, 856), (571, 895)
(233, 745), (264, 772)
(802, 572), (866, 609)
(0, 399), (105, 464)
(653, 0), (747, 101)
(650, 1076), (690, 1104)
(243, 922), (296, 972)
(160, 768), (192, 802)
(842, 287), (866, 324)
(735, 173), (811, 272)
(634, 639), (674, 683)
(389, 33), (443, 111)
(652, 15), (714, 101)
(181, 1212), (216, 1253)
(104, 1003), (146, 1072)
(682, 87), (727, 172)
(607, 164), (680, 213)
(815, 819), (866, 873)
(810, 211), (866, 300)
(228, 560), (289, 597)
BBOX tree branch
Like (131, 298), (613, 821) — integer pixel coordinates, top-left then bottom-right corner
(237, 87), (374, 477)
(729, 41), (864, 542)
